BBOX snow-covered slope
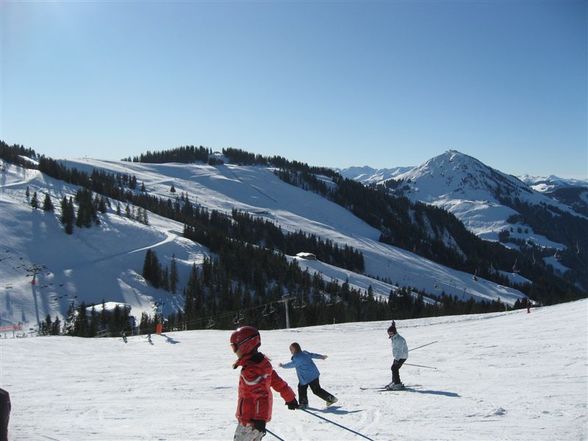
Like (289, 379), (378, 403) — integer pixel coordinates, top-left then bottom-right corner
(519, 175), (588, 217)
(387, 150), (583, 248)
(2, 299), (586, 440)
(338, 165), (413, 185)
(0, 158), (528, 329)
(0, 161), (204, 328)
(519, 174), (588, 193)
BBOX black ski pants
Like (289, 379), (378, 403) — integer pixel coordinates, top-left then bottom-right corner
(391, 358), (406, 384)
(0, 388), (10, 441)
(298, 378), (334, 405)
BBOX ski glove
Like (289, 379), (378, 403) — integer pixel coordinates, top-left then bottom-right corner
(286, 398), (299, 410)
(251, 419), (266, 434)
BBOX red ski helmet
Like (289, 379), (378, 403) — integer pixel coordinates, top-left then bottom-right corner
(230, 326), (260, 356)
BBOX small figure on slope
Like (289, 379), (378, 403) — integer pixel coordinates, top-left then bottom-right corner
(279, 342), (337, 409)
(231, 326), (298, 441)
(386, 321), (408, 390)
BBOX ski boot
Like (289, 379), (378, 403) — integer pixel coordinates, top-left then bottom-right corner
(326, 396), (338, 407)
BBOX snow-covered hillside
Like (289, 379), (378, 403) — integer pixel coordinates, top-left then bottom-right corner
(2, 299), (586, 440)
(338, 166), (413, 185)
(0, 161), (205, 328)
(0, 158), (528, 330)
(519, 175), (588, 193)
(385, 150), (583, 249)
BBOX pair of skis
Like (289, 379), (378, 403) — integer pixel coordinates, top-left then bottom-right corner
(360, 384), (421, 392)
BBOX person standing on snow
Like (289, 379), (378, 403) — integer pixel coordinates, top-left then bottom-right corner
(231, 326), (299, 441)
(279, 342), (338, 409)
(0, 388), (10, 441)
(386, 321), (408, 390)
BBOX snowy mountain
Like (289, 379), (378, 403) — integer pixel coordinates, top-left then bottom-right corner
(0, 154), (531, 331)
(519, 174), (588, 217)
(386, 151), (566, 242)
(369, 151), (587, 280)
(337, 165), (413, 185)
(2, 299), (587, 440)
(519, 174), (588, 193)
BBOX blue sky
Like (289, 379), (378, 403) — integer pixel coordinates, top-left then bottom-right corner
(1, 1), (586, 178)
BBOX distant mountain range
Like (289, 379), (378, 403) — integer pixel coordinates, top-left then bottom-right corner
(337, 166), (413, 184)
(339, 150), (588, 290)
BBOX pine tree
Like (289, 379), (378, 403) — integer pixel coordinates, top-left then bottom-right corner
(170, 184), (176, 193)
(25, 186), (30, 201)
(31, 191), (39, 209)
(42, 193), (54, 212)
(63, 197), (75, 234)
(142, 249), (161, 288)
(51, 315), (61, 335)
(162, 266), (170, 291)
(170, 255), (178, 294)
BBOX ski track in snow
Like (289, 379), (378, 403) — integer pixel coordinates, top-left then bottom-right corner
(2, 300), (587, 441)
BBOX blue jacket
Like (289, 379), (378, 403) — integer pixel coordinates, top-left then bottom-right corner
(281, 350), (323, 385)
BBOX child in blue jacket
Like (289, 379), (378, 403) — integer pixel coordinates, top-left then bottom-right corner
(279, 342), (337, 409)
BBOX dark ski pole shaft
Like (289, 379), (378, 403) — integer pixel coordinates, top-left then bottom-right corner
(266, 428), (286, 441)
(300, 408), (375, 441)
(409, 340), (438, 352)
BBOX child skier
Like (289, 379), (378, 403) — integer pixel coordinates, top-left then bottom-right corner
(279, 342), (337, 409)
(230, 326), (299, 441)
(386, 321), (408, 390)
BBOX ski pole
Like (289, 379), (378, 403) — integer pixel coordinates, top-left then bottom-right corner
(409, 340), (438, 352)
(404, 362), (437, 370)
(266, 428), (286, 441)
(300, 408), (375, 441)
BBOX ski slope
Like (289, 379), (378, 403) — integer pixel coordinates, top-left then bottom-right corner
(58, 158), (530, 304)
(1, 299), (586, 440)
(0, 158), (528, 329)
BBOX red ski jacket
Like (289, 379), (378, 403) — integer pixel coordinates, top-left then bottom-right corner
(234, 352), (295, 425)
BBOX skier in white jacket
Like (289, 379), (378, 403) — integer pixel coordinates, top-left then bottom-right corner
(386, 321), (408, 390)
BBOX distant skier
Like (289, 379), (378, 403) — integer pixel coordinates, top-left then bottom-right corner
(231, 326), (298, 441)
(386, 321), (408, 390)
(279, 342), (337, 409)
(0, 388), (10, 441)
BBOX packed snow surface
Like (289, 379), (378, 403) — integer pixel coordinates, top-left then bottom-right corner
(2, 299), (586, 441)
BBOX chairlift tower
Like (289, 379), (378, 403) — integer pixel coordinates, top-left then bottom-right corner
(276, 296), (296, 329)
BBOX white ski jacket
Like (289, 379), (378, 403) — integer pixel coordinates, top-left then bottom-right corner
(391, 333), (408, 360)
